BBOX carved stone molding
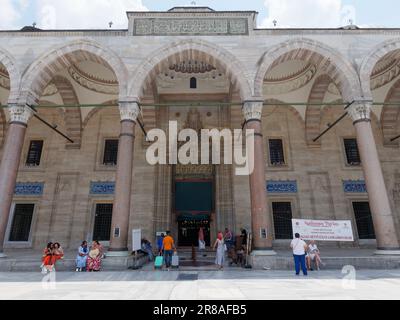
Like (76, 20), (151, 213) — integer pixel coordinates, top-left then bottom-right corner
(371, 58), (400, 91)
(119, 101), (140, 122)
(243, 101), (263, 121)
(348, 101), (372, 123)
(133, 18), (248, 36)
(68, 65), (118, 95)
(184, 108), (203, 132)
(8, 105), (33, 124)
(156, 74), (229, 94)
(263, 64), (317, 95)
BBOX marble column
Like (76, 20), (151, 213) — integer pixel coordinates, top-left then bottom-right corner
(348, 101), (400, 255)
(108, 101), (140, 256)
(242, 101), (275, 255)
(0, 105), (33, 258)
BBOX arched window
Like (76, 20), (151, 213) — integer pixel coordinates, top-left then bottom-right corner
(190, 77), (197, 89)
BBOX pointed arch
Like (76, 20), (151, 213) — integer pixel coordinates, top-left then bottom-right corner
(20, 39), (128, 104)
(360, 38), (400, 98)
(0, 46), (21, 104)
(254, 38), (361, 101)
(128, 39), (253, 101)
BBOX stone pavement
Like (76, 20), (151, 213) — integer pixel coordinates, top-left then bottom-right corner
(1, 248), (400, 271)
(0, 270), (399, 300)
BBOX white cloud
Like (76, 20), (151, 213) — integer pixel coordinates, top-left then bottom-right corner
(261, 0), (357, 28)
(36, 0), (148, 29)
(0, 0), (21, 29)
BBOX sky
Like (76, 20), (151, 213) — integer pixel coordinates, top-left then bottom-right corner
(0, 0), (399, 30)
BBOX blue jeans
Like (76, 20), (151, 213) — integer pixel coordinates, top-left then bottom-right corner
(293, 254), (308, 275)
(164, 250), (173, 267)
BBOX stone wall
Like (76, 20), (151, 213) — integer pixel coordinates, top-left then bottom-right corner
(1, 103), (398, 250)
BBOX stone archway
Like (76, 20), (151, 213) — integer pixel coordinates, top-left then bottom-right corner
(254, 38), (361, 102)
(0, 46), (21, 104)
(128, 39), (253, 101)
(19, 39), (128, 104)
(360, 38), (400, 99)
(360, 39), (400, 146)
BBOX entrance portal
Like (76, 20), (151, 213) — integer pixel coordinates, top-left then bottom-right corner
(174, 179), (214, 247)
(178, 215), (211, 247)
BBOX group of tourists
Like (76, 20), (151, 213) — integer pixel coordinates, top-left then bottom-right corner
(290, 233), (324, 276)
(41, 242), (64, 273)
(41, 231), (323, 275)
(152, 228), (247, 270)
(41, 240), (104, 273)
(76, 240), (104, 272)
(207, 228), (249, 270)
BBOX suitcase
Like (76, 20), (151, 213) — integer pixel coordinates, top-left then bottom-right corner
(154, 255), (163, 269)
(171, 254), (179, 268)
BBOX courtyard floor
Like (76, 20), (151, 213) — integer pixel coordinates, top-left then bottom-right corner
(0, 269), (399, 300)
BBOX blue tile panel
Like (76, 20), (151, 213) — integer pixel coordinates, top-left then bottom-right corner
(343, 180), (367, 193)
(90, 182), (115, 195)
(14, 183), (44, 196)
(266, 181), (298, 193)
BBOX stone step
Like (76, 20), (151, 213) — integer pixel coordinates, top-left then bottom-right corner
(1, 253), (400, 272)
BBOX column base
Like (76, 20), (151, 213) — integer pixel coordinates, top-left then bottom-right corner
(250, 250), (277, 256)
(106, 250), (130, 257)
(374, 249), (400, 256)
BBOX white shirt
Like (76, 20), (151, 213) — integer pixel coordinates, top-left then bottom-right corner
(308, 244), (318, 253)
(291, 238), (307, 255)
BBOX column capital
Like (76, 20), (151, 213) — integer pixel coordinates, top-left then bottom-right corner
(118, 100), (140, 122)
(7, 104), (33, 125)
(242, 100), (264, 121)
(348, 100), (373, 124)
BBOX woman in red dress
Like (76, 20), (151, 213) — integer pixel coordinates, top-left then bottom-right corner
(41, 242), (54, 273)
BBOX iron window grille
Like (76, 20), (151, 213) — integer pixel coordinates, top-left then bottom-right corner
(352, 202), (376, 240)
(9, 204), (35, 242)
(272, 202), (293, 239)
(93, 203), (113, 241)
(269, 139), (285, 166)
(26, 140), (43, 167)
(344, 139), (361, 166)
(103, 139), (119, 166)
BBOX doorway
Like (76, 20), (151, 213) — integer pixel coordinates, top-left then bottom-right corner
(174, 179), (214, 247)
(178, 215), (211, 247)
